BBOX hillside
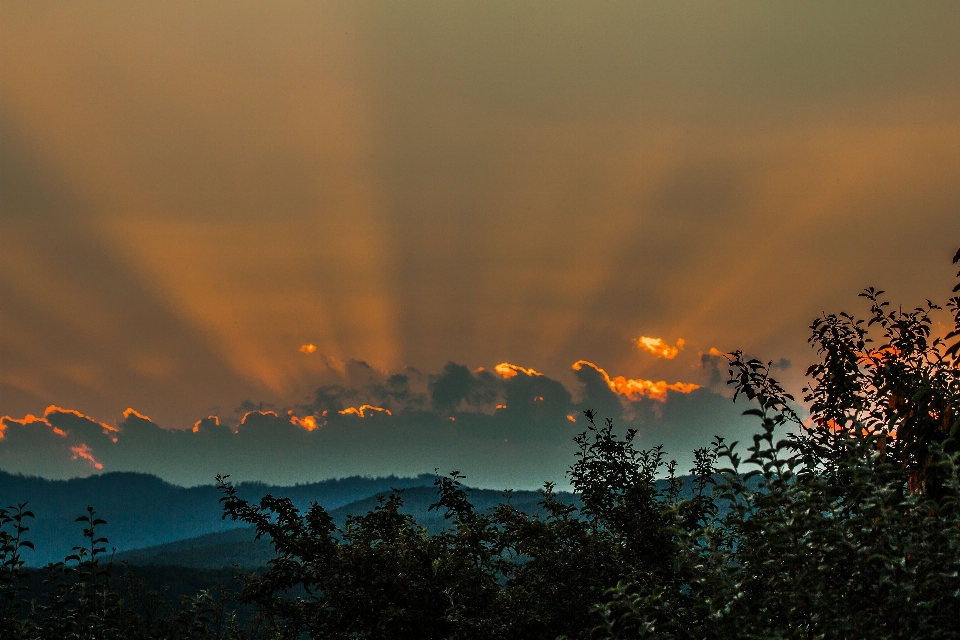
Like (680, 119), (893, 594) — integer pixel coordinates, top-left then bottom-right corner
(0, 470), (436, 565)
(115, 485), (577, 569)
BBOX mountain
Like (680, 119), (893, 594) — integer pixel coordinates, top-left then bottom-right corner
(115, 485), (577, 569)
(0, 470), (436, 565)
(2, 469), (703, 568)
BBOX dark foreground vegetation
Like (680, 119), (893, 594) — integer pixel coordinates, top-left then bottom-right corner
(3, 249), (960, 639)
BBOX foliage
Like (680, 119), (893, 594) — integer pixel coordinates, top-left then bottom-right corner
(2, 248), (960, 639)
(214, 411), (686, 639)
(1, 503), (34, 637)
(0, 505), (246, 640)
(596, 248), (960, 639)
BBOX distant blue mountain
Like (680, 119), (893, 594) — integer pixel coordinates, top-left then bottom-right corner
(2, 469), (705, 567)
(0, 470), (436, 565)
(115, 485), (577, 569)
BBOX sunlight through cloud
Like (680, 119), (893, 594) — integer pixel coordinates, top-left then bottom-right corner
(572, 360), (699, 402)
(636, 336), (685, 359)
(494, 363), (544, 379)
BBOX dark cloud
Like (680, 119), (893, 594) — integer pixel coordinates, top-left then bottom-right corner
(235, 400), (276, 415)
(428, 363), (501, 413)
(571, 364), (623, 421)
(1, 362), (758, 489)
(301, 363), (429, 416)
(699, 350), (728, 388)
(773, 358), (792, 371)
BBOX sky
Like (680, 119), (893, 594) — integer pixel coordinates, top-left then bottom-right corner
(2, 1), (960, 488)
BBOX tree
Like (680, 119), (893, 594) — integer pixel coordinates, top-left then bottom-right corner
(597, 248), (960, 639)
(215, 412), (692, 640)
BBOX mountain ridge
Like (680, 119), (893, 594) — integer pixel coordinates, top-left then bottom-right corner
(0, 469), (437, 565)
(115, 485), (578, 569)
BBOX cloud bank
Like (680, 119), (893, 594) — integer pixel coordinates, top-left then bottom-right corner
(1, 352), (756, 489)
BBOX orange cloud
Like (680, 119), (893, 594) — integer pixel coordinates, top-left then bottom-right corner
(122, 407), (152, 423)
(46, 406), (118, 433)
(192, 415), (220, 432)
(0, 412), (46, 438)
(566, 414), (577, 423)
(495, 404), (507, 410)
(70, 444), (103, 470)
(0, 413), (47, 428)
(572, 360), (700, 402)
(494, 362), (544, 379)
(289, 414), (319, 431)
(1, 405), (118, 438)
(239, 410), (279, 425)
(338, 404), (392, 418)
(636, 336), (685, 359)
(300, 343), (317, 354)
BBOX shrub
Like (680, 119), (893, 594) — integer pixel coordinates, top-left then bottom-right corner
(215, 411), (691, 639)
(597, 249), (960, 639)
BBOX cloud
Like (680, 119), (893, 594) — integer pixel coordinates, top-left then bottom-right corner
(571, 360), (699, 403)
(192, 415), (219, 432)
(699, 348), (728, 387)
(0, 406), (118, 478)
(70, 443), (103, 470)
(0, 357), (759, 488)
(493, 363), (544, 379)
(337, 405), (391, 419)
(773, 358), (792, 371)
(122, 407), (152, 423)
(0, 405), (116, 441)
(636, 336), (685, 360)
(429, 362), (501, 413)
(239, 410), (279, 425)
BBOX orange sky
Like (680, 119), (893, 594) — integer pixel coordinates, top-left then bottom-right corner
(2, 1), (960, 432)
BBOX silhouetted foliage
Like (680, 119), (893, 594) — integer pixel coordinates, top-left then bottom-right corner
(2, 248), (960, 638)
(597, 248), (960, 639)
(215, 409), (687, 640)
